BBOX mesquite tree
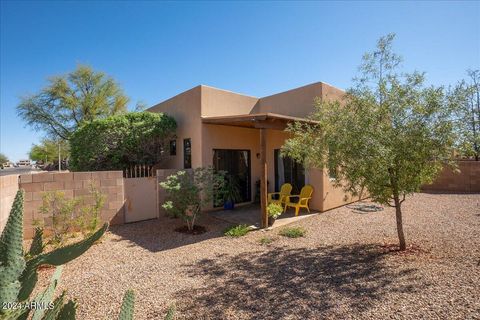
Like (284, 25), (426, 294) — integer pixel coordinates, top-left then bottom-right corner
(282, 34), (456, 250)
(17, 65), (129, 140)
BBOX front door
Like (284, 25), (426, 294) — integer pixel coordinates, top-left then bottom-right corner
(213, 149), (251, 203)
(274, 149), (305, 194)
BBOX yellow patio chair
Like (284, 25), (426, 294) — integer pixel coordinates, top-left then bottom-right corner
(267, 183), (292, 206)
(284, 185), (314, 216)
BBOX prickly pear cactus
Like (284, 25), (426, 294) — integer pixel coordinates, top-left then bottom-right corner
(118, 289), (135, 320)
(0, 190), (26, 314)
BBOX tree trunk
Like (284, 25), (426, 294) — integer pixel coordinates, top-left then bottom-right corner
(393, 194), (406, 251)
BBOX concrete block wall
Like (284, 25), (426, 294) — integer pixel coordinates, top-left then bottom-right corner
(422, 161), (480, 193)
(0, 175), (19, 232)
(19, 171), (125, 239)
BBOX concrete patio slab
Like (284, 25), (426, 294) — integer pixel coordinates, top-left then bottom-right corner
(208, 203), (318, 229)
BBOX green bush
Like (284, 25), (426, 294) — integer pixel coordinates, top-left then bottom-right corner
(160, 167), (225, 231)
(70, 112), (176, 171)
(224, 224), (251, 237)
(279, 227), (306, 238)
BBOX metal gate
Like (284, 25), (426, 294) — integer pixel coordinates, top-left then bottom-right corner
(123, 165), (158, 223)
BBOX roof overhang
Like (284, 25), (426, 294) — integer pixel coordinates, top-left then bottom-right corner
(201, 113), (317, 130)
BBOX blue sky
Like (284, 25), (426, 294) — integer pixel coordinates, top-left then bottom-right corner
(1, 1), (479, 162)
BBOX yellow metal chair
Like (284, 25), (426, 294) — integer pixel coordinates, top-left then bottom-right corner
(284, 185), (314, 216)
(268, 183), (292, 206)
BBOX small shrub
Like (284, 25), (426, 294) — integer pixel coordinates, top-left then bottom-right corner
(259, 237), (274, 245)
(224, 224), (251, 237)
(39, 183), (106, 246)
(75, 184), (106, 236)
(267, 203), (283, 219)
(279, 227), (306, 238)
(160, 167), (225, 231)
(40, 191), (82, 246)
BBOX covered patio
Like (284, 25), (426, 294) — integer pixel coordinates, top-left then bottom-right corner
(208, 203), (318, 229)
(202, 112), (318, 228)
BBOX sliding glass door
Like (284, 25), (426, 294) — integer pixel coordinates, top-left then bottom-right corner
(274, 149), (305, 194)
(213, 149), (251, 203)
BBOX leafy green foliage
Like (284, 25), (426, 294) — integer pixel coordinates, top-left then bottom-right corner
(279, 227), (306, 238)
(0, 152), (9, 164)
(39, 192), (82, 246)
(160, 167), (225, 231)
(224, 224), (251, 237)
(451, 69), (480, 160)
(218, 175), (242, 203)
(259, 237), (274, 245)
(38, 185), (106, 246)
(70, 112), (176, 171)
(118, 289), (135, 320)
(267, 203), (283, 219)
(283, 34), (457, 250)
(75, 184), (106, 237)
(29, 138), (69, 164)
(17, 65), (129, 140)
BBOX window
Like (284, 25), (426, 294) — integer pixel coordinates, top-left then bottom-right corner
(274, 149), (305, 194)
(169, 140), (176, 156)
(183, 138), (191, 169)
(328, 167), (338, 181)
(213, 149), (251, 204)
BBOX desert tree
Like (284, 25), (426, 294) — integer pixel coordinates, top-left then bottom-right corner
(451, 69), (480, 160)
(17, 65), (129, 140)
(29, 138), (70, 164)
(0, 153), (8, 164)
(282, 34), (456, 250)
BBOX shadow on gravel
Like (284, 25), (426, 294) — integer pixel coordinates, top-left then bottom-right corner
(175, 244), (427, 319)
(108, 214), (229, 252)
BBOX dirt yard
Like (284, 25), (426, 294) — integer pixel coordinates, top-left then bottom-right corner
(37, 193), (480, 319)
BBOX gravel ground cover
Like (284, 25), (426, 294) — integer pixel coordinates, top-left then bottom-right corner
(35, 193), (480, 319)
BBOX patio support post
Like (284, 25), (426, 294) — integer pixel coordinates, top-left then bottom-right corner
(260, 128), (268, 228)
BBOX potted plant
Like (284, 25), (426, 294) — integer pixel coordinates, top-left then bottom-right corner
(221, 175), (242, 210)
(267, 202), (283, 226)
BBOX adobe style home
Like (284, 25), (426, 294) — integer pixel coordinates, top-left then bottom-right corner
(148, 82), (360, 227)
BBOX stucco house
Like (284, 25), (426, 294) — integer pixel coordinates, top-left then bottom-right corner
(148, 82), (360, 227)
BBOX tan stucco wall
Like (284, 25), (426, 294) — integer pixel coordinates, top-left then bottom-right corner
(321, 171), (364, 211)
(148, 86), (203, 169)
(0, 174), (19, 233)
(201, 124), (260, 209)
(255, 82), (345, 118)
(256, 82), (323, 118)
(201, 85), (258, 117)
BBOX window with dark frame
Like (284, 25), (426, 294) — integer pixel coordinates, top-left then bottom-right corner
(169, 140), (176, 156)
(183, 138), (191, 169)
